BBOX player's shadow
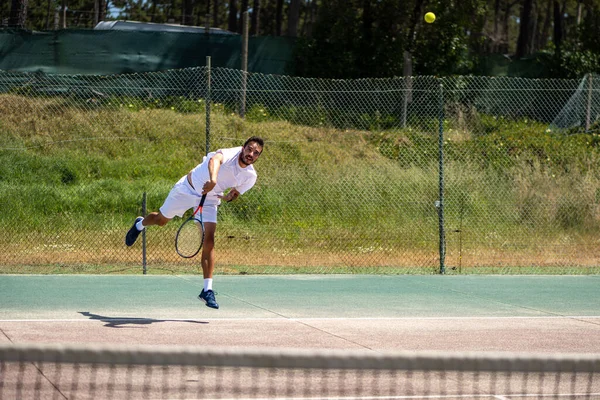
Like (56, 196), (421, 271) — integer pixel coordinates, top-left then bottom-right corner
(78, 311), (208, 328)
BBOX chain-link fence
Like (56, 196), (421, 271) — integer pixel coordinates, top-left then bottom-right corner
(0, 67), (598, 274)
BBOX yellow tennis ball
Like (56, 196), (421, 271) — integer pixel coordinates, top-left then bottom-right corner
(424, 12), (436, 23)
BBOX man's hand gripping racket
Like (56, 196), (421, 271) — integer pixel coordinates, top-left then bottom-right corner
(175, 194), (206, 258)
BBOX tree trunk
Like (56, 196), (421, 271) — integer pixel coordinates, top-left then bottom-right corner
(537, 0), (551, 50)
(304, 0), (317, 37)
(405, 0), (427, 52)
(60, 0), (66, 28)
(238, 0), (248, 32)
(501, 0), (516, 54)
(492, 0), (501, 51)
(560, 0), (567, 40)
(530, 0), (541, 52)
(93, 0), (98, 25)
(228, 0), (237, 32)
(250, 0), (260, 35)
(168, 0), (176, 22)
(287, 0), (300, 36)
(553, 0), (562, 50)
(516, 0), (533, 58)
(9, 0), (28, 27)
(99, 0), (105, 21)
(149, 0), (157, 21)
(275, 0), (282, 36)
(45, 0), (53, 29)
(212, 0), (221, 26)
(183, 0), (194, 25)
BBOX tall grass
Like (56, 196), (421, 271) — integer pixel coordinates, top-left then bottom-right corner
(0, 93), (599, 272)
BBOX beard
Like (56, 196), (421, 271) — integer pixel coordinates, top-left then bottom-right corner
(239, 153), (253, 166)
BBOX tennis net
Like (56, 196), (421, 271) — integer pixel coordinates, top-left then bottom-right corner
(1, 343), (599, 399)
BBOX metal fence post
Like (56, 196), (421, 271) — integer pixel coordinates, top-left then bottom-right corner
(586, 73), (593, 132)
(437, 83), (446, 274)
(240, 11), (249, 118)
(402, 51), (412, 128)
(142, 191), (147, 275)
(206, 56), (211, 155)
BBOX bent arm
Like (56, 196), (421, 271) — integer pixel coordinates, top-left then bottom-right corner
(202, 153), (224, 194)
(219, 188), (240, 202)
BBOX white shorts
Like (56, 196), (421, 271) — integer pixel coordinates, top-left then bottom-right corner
(159, 175), (219, 223)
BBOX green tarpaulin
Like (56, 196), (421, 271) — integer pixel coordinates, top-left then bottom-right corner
(0, 29), (294, 75)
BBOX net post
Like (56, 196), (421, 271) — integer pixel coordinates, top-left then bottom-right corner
(205, 56), (211, 155)
(437, 82), (446, 274)
(142, 191), (147, 275)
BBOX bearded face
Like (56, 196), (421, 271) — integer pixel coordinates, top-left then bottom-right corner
(239, 141), (263, 166)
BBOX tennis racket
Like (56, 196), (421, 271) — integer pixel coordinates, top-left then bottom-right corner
(175, 194), (206, 258)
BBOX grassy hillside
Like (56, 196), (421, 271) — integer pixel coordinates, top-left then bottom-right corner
(0, 93), (599, 273)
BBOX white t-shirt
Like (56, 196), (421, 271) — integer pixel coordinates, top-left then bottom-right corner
(189, 146), (258, 203)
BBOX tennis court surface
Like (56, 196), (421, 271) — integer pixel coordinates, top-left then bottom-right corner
(1, 274), (599, 399)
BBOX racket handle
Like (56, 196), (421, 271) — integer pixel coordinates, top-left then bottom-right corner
(191, 194), (208, 218)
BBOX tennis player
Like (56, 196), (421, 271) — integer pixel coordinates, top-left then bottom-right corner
(125, 136), (264, 309)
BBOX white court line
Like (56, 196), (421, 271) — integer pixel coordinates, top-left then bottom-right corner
(205, 393), (600, 400)
(0, 316), (600, 323)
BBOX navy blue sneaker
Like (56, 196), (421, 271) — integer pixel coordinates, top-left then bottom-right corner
(125, 217), (143, 246)
(198, 289), (219, 309)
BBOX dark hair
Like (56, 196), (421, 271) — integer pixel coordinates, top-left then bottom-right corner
(244, 136), (264, 149)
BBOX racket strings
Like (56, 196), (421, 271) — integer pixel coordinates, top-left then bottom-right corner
(176, 219), (204, 258)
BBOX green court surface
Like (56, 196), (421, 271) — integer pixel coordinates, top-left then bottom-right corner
(2, 274), (600, 354)
(1, 274), (599, 320)
(2, 275), (600, 400)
